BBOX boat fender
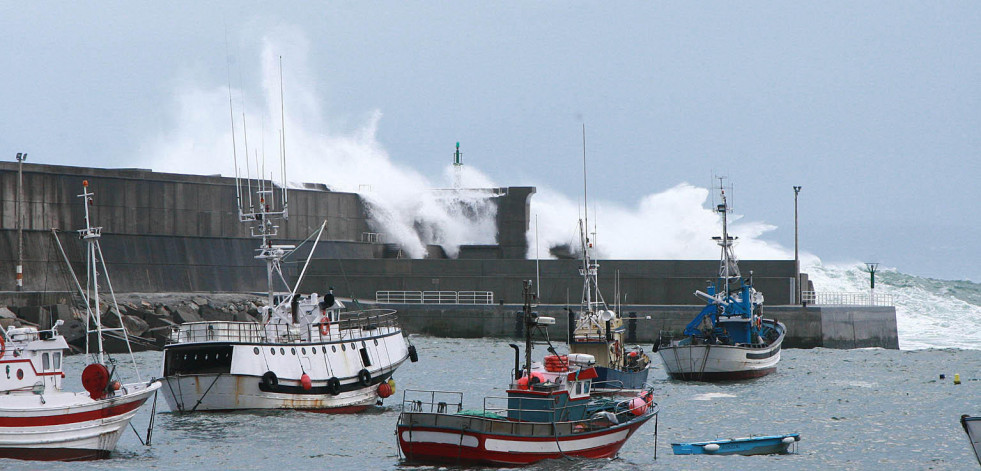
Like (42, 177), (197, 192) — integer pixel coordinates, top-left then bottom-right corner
(300, 373), (312, 390)
(703, 443), (720, 453)
(358, 369), (372, 387)
(629, 397), (648, 416)
(377, 381), (393, 398)
(327, 377), (341, 395)
(319, 316), (330, 336)
(0, 335), (4, 358)
(261, 371), (278, 388)
(387, 378), (396, 395)
(408, 344), (419, 363)
(781, 436), (796, 444)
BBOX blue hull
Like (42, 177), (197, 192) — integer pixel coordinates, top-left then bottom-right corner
(593, 365), (650, 391)
(672, 433), (800, 455)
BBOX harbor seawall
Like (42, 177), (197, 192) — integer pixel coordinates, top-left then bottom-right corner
(389, 303), (900, 349)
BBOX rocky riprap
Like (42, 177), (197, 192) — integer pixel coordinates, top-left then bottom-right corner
(0, 293), (266, 352)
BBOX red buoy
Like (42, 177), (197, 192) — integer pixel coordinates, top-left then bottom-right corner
(300, 373), (312, 390)
(81, 364), (110, 400)
(377, 381), (393, 398)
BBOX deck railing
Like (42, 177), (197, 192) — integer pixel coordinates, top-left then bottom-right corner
(166, 308), (402, 344)
(800, 291), (894, 306)
(375, 290), (494, 305)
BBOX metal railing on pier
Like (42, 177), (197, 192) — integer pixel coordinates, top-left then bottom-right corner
(375, 290), (494, 305)
(800, 291), (895, 306)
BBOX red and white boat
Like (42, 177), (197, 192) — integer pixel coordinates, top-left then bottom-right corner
(397, 281), (658, 466)
(0, 181), (161, 461)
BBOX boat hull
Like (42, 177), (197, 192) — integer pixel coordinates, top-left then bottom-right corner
(963, 415), (981, 465)
(397, 409), (656, 466)
(161, 326), (410, 412)
(658, 321), (784, 382)
(0, 381), (161, 461)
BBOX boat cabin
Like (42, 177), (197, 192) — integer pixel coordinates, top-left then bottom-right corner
(0, 325), (69, 394)
(506, 362), (598, 422)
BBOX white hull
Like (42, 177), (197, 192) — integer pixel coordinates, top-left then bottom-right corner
(0, 382), (160, 460)
(161, 321), (410, 412)
(658, 321), (784, 381)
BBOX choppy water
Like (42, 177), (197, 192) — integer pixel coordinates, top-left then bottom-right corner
(2, 336), (979, 470)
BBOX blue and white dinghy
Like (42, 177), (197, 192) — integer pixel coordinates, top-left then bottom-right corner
(672, 433), (800, 456)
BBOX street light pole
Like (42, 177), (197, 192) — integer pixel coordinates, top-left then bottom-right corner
(15, 152), (28, 291)
(793, 186), (801, 304)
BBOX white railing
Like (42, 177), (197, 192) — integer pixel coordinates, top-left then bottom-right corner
(801, 291), (894, 306)
(375, 290), (495, 305)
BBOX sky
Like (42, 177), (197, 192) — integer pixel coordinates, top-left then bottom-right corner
(1, 2), (978, 282)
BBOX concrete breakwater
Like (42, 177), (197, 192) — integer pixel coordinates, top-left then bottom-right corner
(0, 292), (898, 350)
(387, 303), (900, 349)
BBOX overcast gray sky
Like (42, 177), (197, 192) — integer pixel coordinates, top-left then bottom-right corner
(2, 2), (978, 281)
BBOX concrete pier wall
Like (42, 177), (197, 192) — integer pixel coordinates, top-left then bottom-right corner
(389, 303), (900, 349)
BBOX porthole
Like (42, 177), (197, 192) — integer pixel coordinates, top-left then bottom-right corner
(16, 369), (23, 380)
(301, 348), (306, 355)
(361, 341), (366, 348)
(341, 344), (346, 351)
(270, 348), (276, 355)
(280, 348), (286, 355)
(204, 354), (209, 360)
(322, 346), (327, 353)
(374, 339), (378, 346)
(351, 343), (356, 350)
(291, 348), (296, 355)
(253, 347), (260, 355)
(331, 346), (336, 353)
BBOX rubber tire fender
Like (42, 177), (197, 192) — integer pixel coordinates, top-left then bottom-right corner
(261, 371), (278, 388)
(327, 377), (341, 396)
(357, 369), (372, 387)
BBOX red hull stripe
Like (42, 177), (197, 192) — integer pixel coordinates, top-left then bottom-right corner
(0, 398), (145, 427)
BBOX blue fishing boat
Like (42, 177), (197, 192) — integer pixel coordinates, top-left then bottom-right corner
(655, 179), (786, 381)
(672, 433), (800, 456)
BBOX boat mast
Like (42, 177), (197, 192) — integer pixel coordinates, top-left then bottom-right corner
(522, 280), (535, 376)
(714, 177), (740, 296)
(79, 182), (105, 364)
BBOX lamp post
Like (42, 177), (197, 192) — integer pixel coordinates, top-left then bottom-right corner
(793, 186), (801, 304)
(865, 262), (878, 306)
(15, 152), (28, 291)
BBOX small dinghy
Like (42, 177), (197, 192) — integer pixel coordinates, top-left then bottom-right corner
(672, 433), (800, 456)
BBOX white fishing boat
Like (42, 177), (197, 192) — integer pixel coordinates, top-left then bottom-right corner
(159, 111), (416, 411)
(0, 181), (161, 461)
(655, 180), (785, 381)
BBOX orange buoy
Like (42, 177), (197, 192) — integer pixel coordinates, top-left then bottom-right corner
(300, 373), (312, 390)
(629, 397), (647, 416)
(378, 381), (393, 398)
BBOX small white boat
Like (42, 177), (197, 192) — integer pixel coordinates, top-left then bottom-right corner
(0, 181), (160, 460)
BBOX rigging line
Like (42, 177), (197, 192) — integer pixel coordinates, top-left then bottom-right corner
(190, 373), (223, 412)
(224, 24), (242, 212)
(95, 241), (141, 382)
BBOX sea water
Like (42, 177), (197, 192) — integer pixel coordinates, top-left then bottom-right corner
(3, 267), (979, 470)
(0, 338), (976, 471)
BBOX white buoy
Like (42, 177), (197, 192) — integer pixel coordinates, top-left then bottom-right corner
(703, 443), (720, 452)
(782, 436), (796, 444)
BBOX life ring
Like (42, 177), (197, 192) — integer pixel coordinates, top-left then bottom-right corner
(261, 371), (278, 388)
(327, 377), (341, 395)
(357, 369), (372, 387)
(319, 316), (330, 336)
